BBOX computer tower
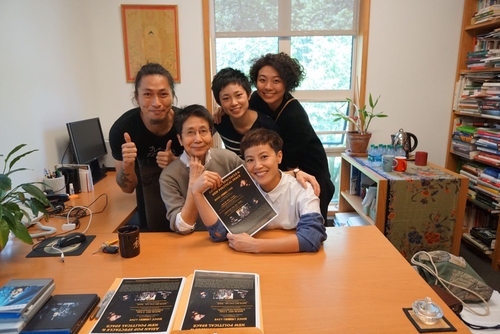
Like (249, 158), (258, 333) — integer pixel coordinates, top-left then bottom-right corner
(59, 166), (81, 194)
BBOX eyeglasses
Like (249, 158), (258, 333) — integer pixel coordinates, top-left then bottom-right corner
(183, 128), (211, 138)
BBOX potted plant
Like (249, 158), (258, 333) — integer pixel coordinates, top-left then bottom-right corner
(0, 144), (50, 251)
(332, 93), (388, 155)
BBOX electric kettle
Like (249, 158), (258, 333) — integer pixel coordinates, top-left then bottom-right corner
(391, 128), (418, 159)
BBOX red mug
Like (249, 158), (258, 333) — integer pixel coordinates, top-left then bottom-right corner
(415, 151), (428, 166)
(394, 156), (407, 172)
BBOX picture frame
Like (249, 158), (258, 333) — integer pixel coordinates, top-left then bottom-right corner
(121, 5), (181, 83)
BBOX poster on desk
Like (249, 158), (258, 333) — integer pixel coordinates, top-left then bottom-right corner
(90, 277), (185, 334)
(180, 270), (260, 330)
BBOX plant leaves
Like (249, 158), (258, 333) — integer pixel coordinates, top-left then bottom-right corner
(3, 144), (26, 168)
(0, 174), (12, 193)
(21, 184), (49, 205)
(8, 149), (38, 172)
(9, 220), (32, 244)
(0, 219), (9, 250)
(5, 167), (31, 177)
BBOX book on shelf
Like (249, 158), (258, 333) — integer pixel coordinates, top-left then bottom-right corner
(483, 166), (500, 178)
(475, 152), (500, 166)
(91, 277), (186, 334)
(462, 233), (493, 255)
(21, 294), (99, 334)
(477, 178), (500, 191)
(479, 171), (500, 185)
(202, 165), (277, 236)
(470, 227), (497, 249)
(460, 169), (479, 182)
(179, 270), (260, 331)
(476, 137), (500, 150)
(477, 127), (500, 138)
(452, 148), (480, 160)
(462, 162), (484, 176)
(455, 125), (480, 135)
(0, 279), (55, 321)
(452, 139), (478, 150)
(452, 132), (478, 144)
(475, 183), (500, 196)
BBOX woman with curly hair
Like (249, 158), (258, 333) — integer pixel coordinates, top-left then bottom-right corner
(248, 52), (334, 223)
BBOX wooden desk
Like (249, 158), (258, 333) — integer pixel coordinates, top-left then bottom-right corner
(41, 171), (137, 234)
(0, 227), (471, 333)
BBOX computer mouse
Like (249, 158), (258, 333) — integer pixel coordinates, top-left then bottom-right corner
(57, 232), (86, 248)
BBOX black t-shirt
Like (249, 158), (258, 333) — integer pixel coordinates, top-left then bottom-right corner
(214, 111), (280, 158)
(249, 92), (330, 179)
(109, 107), (183, 230)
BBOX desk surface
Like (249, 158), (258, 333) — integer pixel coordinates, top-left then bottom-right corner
(38, 171), (137, 234)
(1, 227), (471, 333)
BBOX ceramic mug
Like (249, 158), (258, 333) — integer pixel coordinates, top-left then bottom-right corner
(382, 155), (397, 172)
(118, 225), (140, 258)
(394, 156), (407, 172)
(415, 151), (428, 166)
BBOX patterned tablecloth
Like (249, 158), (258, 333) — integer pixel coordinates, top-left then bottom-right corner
(354, 158), (462, 262)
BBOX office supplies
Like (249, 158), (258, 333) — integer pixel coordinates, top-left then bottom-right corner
(94, 290), (114, 320)
(92, 239), (118, 255)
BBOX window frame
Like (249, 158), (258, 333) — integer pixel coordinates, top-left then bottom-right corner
(201, 0), (371, 206)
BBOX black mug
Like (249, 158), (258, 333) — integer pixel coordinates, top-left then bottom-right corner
(117, 225), (140, 258)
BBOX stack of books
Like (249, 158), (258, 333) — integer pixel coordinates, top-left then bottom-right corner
(471, 227), (497, 250)
(0, 279), (54, 333)
(459, 163), (500, 212)
(472, 4), (500, 24)
(466, 50), (492, 70)
(451, 124), (480, 159)
(475, 127), (500, 165)
(463, 227), (497, 255)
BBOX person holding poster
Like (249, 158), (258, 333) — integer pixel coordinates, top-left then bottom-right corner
(191, 128), (326, 253)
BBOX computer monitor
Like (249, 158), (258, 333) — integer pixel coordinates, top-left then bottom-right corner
(66, 117), (107, 184)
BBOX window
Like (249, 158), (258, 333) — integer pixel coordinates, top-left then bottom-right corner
(210, 0), (363, 203)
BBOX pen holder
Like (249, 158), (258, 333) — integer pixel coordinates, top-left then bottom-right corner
(43, 176), (66, 195)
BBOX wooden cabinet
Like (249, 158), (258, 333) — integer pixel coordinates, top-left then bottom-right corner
(445, 0), (500, 270)
(340, 153), (467, 261)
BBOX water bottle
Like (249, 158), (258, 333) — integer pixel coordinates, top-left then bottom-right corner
(387, 144), (396, 156)
(380, 144), (387, 156)
(373, 145), (382, 166)
(367, 144), (375, 165)
(395, 144), (405, 157)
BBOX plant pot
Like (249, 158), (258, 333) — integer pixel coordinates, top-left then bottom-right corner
(346, 131), (372, 157)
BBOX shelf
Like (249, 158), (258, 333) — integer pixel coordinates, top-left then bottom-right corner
(339, 190), (375, 226)
(339, 154), (387, 234)
(453, 111), (500, 121)
(467, 198), (500, 214)
(465, 17), (500, 32)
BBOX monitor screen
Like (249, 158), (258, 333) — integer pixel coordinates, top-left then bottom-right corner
(66, 117), (107, 164)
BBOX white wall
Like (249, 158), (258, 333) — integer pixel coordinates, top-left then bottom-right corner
(366, 0), (464, 167)
(0, 0), (205, 186)
(0, 0), (463, 186)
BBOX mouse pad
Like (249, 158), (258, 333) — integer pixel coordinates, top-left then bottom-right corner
(26, 235), (96, 258)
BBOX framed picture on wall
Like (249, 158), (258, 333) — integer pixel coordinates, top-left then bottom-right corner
(121, 5), (181, 83)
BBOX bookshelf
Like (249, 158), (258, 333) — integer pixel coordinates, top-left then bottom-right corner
(445, 0), (500, 270)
